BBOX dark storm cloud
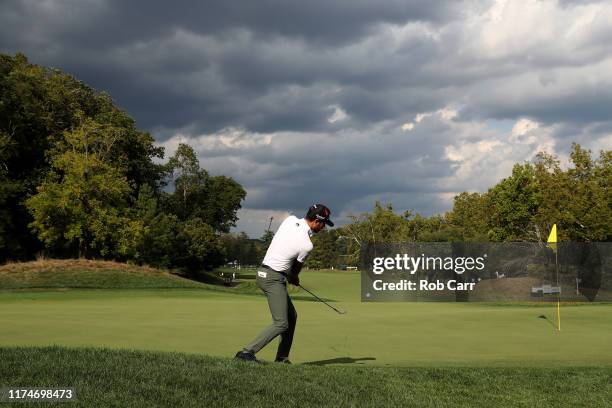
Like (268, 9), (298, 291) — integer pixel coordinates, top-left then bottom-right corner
(174, 115), (464, 223)
(2, 0), (611, 236)
(0, 0), (465, 134)
(3, 0), (611, 134)
(23, 0), (460, 48)
(461, 69), (612, 125)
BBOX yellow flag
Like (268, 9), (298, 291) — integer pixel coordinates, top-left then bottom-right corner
(547, 224), (557, 253)
(547, 224), (557, 243)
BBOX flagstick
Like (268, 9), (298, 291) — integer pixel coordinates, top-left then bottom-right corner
(555, 248), (561, 331)
(547, 224), (560, 332)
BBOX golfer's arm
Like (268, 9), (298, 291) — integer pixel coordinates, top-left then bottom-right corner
(290, 261), (303, 276)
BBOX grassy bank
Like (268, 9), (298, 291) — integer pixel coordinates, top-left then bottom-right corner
(0, 259), (210, 289)
(0, 260), (303, 297)
(1, 346), (610, 407)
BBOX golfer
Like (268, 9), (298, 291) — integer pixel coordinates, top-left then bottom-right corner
(235, 204), (334, 363)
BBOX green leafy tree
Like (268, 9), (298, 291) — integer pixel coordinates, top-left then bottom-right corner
(531, 151), (572, 242)
(446, 192), (489, 241)
(116, 184), (159, 262)
(342, 202), (412, 243)
(306, 230), (340, 269)
(127, 185), (232, 271)
(2, 52), (246, 270)
(139, 213), (182, 269)
(0, 133), (21, 253)
(244, 241), (261, 265)
(338, 202), (412, 264)
(487, 163), (539, 241)
(595, 149), (612, 241)
(25, 116), (133, 258)
(165, 143), (203, 218)
(565, 144), (611, 241)
(0, 53), (164, 261)
(164, 143), (245, 232)
(199, 175), (246, 233)
(220, 233), (241, 264)
(176, 217), (225, 272)
(220, 232), (262, 266)
(413, 214), (456, 242)
(260, 229), (274, 251)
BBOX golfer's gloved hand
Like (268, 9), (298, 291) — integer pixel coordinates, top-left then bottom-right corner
(287, 273), (300, 286)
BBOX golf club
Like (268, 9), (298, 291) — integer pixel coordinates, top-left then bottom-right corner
(298, 284), (346, 315)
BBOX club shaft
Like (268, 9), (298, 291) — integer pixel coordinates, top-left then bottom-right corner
(299, 284), (344, 314)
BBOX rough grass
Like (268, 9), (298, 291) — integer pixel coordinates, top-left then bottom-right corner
(1, 346), (610, 408)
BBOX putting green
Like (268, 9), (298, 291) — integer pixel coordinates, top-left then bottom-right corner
(1, 270), (611, 367)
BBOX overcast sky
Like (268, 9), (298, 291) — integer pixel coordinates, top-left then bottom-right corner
(2, 0), (611, 237)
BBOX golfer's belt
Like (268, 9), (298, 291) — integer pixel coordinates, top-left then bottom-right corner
(260, 264), (288, 277)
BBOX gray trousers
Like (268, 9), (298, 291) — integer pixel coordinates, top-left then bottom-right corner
(243, 267), (297, 360)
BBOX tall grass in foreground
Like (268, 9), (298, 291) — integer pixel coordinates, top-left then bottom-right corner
(1, 346), (610, 407)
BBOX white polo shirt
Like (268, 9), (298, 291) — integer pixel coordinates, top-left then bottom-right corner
(262, 215), (314, 273)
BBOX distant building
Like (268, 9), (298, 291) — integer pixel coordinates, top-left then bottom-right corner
(531, 284), (561, 297)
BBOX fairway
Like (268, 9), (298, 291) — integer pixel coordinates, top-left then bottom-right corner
(1, 270), (611, 367)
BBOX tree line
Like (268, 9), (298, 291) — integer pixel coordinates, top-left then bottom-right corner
(305, 146), (611, 268)
(0, 53), (245, 272)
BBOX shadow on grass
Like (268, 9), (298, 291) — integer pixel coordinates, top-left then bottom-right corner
(171, 271), (225, 285)
(538, 314), (558, 330)
(236, 273), (256, 280)
(303, 357), (376, 366)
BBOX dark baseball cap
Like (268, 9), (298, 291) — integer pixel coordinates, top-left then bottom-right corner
(306, 204), (334, 227)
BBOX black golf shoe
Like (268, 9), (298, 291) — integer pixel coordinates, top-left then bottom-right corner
(274, 357), (291, 364)
(234, 350), (257, 362)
